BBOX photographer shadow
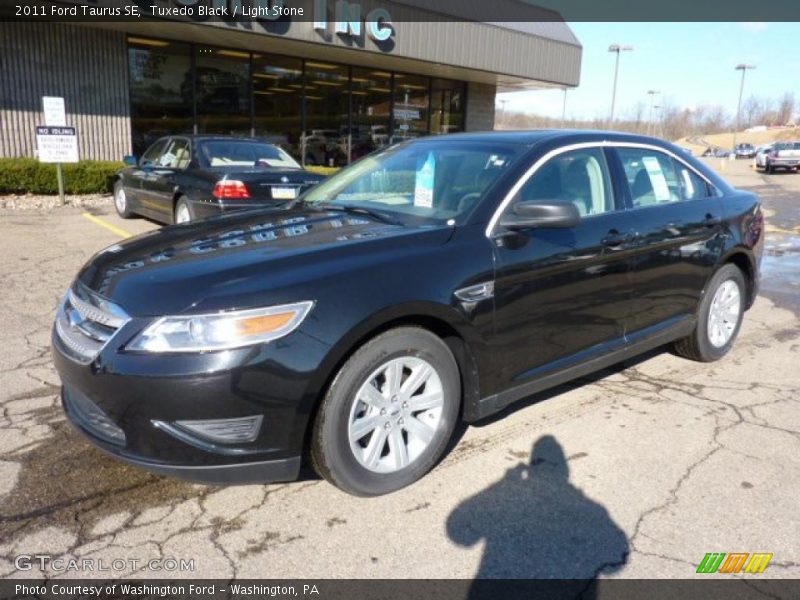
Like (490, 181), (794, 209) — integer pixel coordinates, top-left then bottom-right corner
(447, 435), (629, 599)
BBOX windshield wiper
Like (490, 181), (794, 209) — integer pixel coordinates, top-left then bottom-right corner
(313, 203), (404, 226)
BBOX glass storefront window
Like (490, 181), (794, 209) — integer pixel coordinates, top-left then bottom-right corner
(128, 38), (193, 157)
(431, 78), (466, 135)
(195, 46), (251, 136)
(392, 73), (429, 144)
(128, 38), (468, 165)
(302, 61), (350, 167)
(252, 54), (304, 159)
(350, 68), (392, 162)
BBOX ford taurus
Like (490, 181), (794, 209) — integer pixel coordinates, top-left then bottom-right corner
(53, 131), (763, 496)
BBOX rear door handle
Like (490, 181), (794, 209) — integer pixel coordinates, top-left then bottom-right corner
(704, 214), (722, 227)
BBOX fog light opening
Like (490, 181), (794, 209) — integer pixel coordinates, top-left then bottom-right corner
(173, 415), (263, 444)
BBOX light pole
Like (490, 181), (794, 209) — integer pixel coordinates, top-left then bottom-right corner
(608, 43), (633, 128)
(561, 87), (568, 128)
(733, 64), (755, 149)
(498, 99), (509, 128)
(647, 90), (660, 136)
(653, 105), (662, 138)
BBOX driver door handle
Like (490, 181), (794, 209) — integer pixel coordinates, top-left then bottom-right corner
(602, 229), (635, 248)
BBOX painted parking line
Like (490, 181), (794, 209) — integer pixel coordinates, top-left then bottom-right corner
(82, 212), (133, 239)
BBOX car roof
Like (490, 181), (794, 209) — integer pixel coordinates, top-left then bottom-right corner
(414, 129), (678, 147)
(164, 135), (279, 143)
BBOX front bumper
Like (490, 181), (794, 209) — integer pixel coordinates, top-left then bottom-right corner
(52, 317), (331, 485)
(63, 384), (300, 484)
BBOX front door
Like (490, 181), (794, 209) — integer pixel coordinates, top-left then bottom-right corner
(490, 146), (638, 395)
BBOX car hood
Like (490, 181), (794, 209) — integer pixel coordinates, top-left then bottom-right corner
(76, 207), (454, 316)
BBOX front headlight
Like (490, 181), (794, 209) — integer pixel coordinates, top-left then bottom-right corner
(127, 301), (314, 353)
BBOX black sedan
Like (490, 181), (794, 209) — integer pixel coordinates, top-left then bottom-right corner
(54, 130), (763, 496)
(114, 136), (326, 224)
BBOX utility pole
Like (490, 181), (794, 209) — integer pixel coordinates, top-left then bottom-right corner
(647, 90), (659, 136)
(733, 64), (755, 149)
(608, 44), (633, 128)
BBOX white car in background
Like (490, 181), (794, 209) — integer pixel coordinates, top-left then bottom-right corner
(753, 144), (774, 170)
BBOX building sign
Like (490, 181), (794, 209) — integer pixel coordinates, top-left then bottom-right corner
(42, 96), (67, 127)
(312, 0), (393, 44)
(36, 126), (79, 163)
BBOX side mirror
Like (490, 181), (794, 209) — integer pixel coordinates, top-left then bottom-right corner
(499, 201), (581, 231)
(123, 155), (138, 167)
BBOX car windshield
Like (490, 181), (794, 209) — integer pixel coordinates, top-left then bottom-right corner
(199, 141), (301, 169)
(302, 140), (523, 224)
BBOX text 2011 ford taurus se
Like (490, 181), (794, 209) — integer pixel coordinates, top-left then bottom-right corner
(52, 131), (763, 496)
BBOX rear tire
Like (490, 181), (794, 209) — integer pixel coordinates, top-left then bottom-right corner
(310, 327), (460, 496)
(113, 181), (133, 219)
(673, 264), (746, 362)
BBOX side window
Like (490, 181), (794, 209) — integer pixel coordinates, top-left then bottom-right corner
(159, 138), (191, 169)
(673, 159), (712, 200)
(617, 148), (682, 207)
(140, 139), (168, 166)
(516, 147), (616, 216)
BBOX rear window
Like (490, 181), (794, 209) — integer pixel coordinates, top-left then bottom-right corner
(774, 142), (800, 151)
(198, 141), (300, 169)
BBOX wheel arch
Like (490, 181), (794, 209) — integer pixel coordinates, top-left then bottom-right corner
(300, 304), (483, 456)
(720, 248), (757, 309)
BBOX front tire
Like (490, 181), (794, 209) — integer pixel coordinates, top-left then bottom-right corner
(310, 327), (460, 496)
(113, 181), (133, 219)
(673, 264), (746, 362)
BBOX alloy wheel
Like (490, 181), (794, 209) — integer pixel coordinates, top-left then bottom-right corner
(347, 356), (444, 474)
(707, 279), (741, 348)
(115, 187), (126, 213)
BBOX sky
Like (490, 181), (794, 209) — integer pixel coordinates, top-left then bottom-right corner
(496, 22), (799, 121)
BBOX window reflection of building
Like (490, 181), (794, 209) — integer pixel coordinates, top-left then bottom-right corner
(195, 46), (250, 136)
(302, 62), (349, 167)
(351, 68), (392, 161)
(392, 74), (429, 143)
(431, 79), (466, 135)
(253, 54), (303, 151)
(128, 38), (193, 156)
(127, 37), (467, 164)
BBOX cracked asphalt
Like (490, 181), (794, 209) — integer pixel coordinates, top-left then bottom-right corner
(0, 159), (798, 580)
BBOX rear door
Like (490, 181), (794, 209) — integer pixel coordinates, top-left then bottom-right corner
(610, 146), (723, 335)
(490, 146), (638, 393)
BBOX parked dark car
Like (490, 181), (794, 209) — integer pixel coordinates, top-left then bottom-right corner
(54, 131), (763, 496)
(734, 143), (756, 159)
(114, 136), (326, 224)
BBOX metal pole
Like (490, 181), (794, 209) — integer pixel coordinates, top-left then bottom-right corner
(56, 163), (65, 206)
(561, 88), (568, 128)
(734, 67), (747, 150)
(609, 49), (620, 127)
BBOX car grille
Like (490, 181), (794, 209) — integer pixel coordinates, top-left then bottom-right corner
(54, 284), (130, 364)
(64, 385), (126, 446)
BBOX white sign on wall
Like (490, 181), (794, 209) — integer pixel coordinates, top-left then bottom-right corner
(36, 126), (79, 163)
(42, 96), (67, 127)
